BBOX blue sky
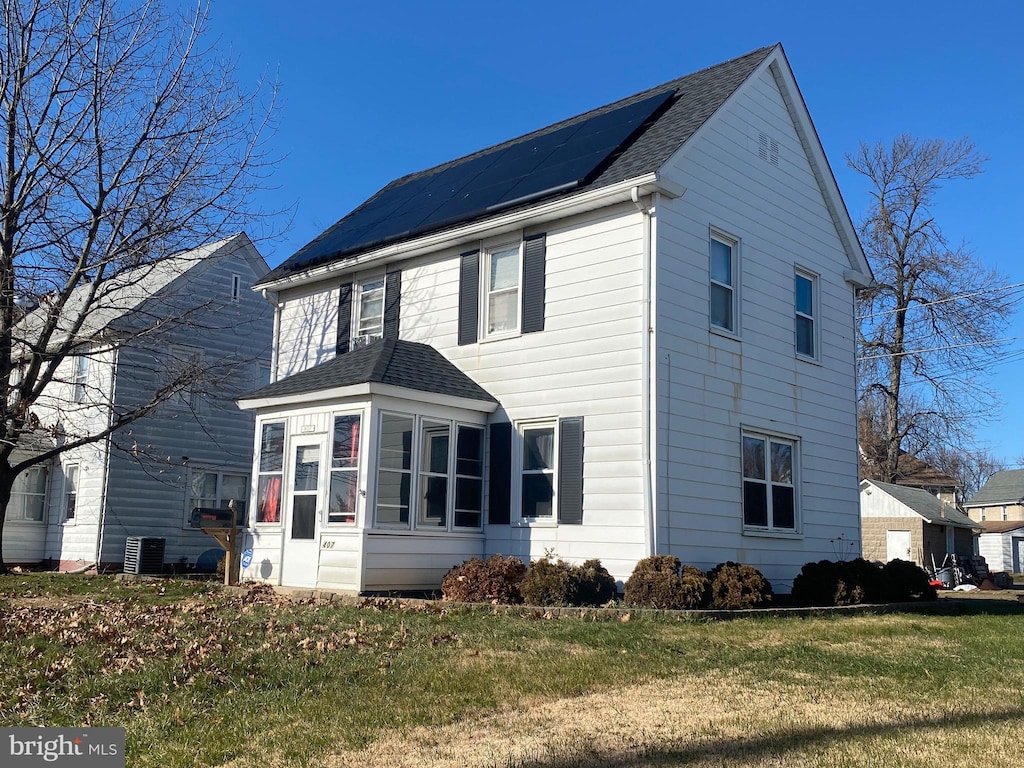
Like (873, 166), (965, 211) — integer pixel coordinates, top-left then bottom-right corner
(205, 0), (1024, 463)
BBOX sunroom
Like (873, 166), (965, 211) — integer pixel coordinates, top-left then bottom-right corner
(235, 340), (498, 591)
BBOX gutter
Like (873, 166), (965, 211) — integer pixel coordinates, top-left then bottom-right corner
(261, 288), (281, 383)
(93, 343), (119, 571)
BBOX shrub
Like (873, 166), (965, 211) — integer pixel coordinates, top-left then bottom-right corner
(623, 555), (709, 610)
(844, 558), (890, 603)
(706, 561), (773, 609)
(791, 560), (866, 606)
(520, 556), (618, 607)
(883, 558), (938, 602)
(441, 554), (526, 604)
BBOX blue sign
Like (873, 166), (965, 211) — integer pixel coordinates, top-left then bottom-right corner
(240, 549), (253, 568)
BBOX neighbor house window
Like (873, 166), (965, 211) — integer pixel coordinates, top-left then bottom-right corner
(72, 355), (89, 403)
(521, 423), (556, 519)
(63, 465), (78, 521)
(189, 470), (248, 524)
(9, 466), (49, 523)
(231, 274), (241, 302)
(256, 422), (285, 523)
(795, 270), (817, 358)
(484, 242), (521, 337)
(328, 413), (361, 524)
(169, 345), (202, 410)
(376, 413), (413, 526)
(742, 432), (798, 531)
(710, 233), (737, 333)
(354, 277), (385, 346)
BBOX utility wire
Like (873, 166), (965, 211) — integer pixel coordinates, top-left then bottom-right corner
(856, 281), (1024, 321)
(857, 336), (1024, 362)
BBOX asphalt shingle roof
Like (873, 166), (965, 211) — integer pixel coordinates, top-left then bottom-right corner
(261, 45), (775, 284)
(966, 469), (1024, 507)
(240, 339), (497, 405)
(866, 480), (977, 528)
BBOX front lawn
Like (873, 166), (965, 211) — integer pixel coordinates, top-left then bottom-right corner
(2, 575), (1022, 767)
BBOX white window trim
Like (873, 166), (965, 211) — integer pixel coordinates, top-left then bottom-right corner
(254, 420), (286, 527)
(8, 465), (50, 525)
(741, 428), (801, 537)
(512, 418), (558, 527)
(709, 229), (740, 338)
(327, 411), (363, 526)
(372, 412), (485, 533)
(795, 267), (820, 361)
(480, 238), (523, 341)
(63, 463), (78, 525)
(353, 275), (385, 348)
(168, 344), (203, 411)
(72, 354), (89, 403)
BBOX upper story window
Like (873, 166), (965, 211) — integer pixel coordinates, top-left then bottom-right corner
(742, 431), (798, 533)
(710, 232), (738, 334)
(231, 274), (241, 302)
(169, 344), (202, 411)
(484, 243), (521, 338)
(9, 466), (49, 523)
(795, 269), (818, 358)
(255, 421), (285, 524)
(458, 233), (546, 345)
(355, 277), (385, 346)
(337, 271), (401, 355)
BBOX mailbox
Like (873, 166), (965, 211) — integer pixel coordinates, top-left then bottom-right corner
(189, 507), (237, 529)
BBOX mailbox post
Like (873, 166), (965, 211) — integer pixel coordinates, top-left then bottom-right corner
(190, 499), (242, 585)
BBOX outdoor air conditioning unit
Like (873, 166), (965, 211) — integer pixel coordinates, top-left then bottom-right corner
(123, 536), (165, 575)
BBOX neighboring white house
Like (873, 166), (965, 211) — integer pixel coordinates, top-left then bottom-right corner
(4, 233), (273, 572)
(977, 522), (1024, 575)
(236, 44), (872, 593)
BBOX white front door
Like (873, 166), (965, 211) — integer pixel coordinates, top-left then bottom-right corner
(281, 436), (327, 588)
(886, 530), (913, 562)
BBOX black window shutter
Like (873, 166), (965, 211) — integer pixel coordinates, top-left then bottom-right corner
(487, 422), (511, 525)
(383, 269), (401, 340)
(522, 233), (546, 334)
(336, 282), (353, 355)
(458, 249), (480, 345)
(557, 417), (584, 525)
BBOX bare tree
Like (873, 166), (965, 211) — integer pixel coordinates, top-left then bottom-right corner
(850, 134), (1015, 484)
(920, 444), (1003, 502)
(0, 0), (276, 572)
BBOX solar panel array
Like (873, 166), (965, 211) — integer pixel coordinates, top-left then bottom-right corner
(278, 89), (676, 275)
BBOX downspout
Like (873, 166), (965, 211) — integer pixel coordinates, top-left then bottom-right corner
(93, 342), (119, 572)
(632, 187), (657, 555)
(261, 288), (280, 383)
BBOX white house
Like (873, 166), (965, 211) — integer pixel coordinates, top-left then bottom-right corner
(4, 233), (273, 572)
(236, 44), (872, 593)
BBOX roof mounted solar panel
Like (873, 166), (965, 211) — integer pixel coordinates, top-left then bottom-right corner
(277, 88), (676, 276)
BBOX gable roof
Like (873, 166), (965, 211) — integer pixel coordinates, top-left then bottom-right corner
(262, 44), (869, 289)
(965, 469), (1024, 507)
(237, 339), (498, 409)
(861, 480), (977, 529)
(17, 233), (265, 352)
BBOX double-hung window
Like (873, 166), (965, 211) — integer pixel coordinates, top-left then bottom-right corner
(329, 414), (361, 524)
(484, 242), (521, 337)
(710, 233), (737, 333)
(63, 465), (77, 522)
(795, 270), (817, 358)
(188, 470), (248, 524)
(9, 466), (49, 523)
(169, 345), (202, 410)
(72, 355), (89, 403)
(742, 432), (798, 532)
(454, 426), (484, 528)
(521, 423), (556, 519)
(355, 277), (385, 345)
(256, 422), (285, 523)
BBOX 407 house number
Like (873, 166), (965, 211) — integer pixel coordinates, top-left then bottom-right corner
(321, 540), (335, 549)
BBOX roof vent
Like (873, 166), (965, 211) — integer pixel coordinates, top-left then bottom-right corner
(757, 132), (779, 167)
